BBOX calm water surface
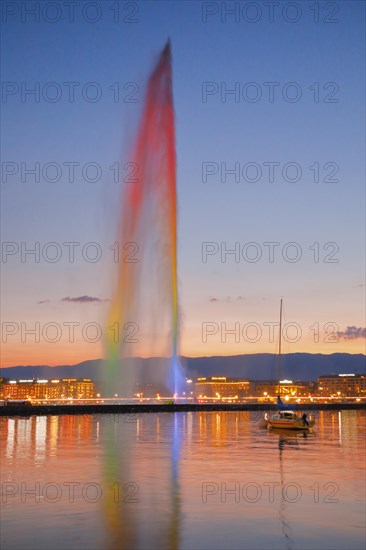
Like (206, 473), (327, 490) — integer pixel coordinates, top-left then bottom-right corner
(1, 410), (365, 549)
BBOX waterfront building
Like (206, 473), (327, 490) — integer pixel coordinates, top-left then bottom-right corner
(0, 378), (95, 400)
(253, 379), (315, 398)
(317, 374), (366, 397)
(194, 377), (251, 400)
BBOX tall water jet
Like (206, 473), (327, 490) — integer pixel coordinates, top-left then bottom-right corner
(104, 41), (184, 397)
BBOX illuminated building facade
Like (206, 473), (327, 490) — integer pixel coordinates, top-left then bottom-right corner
(194, 377), (250, 399)
(0, 378), (95, 400)
(317, 374), (366, 397)
(253, 379), (315, 398)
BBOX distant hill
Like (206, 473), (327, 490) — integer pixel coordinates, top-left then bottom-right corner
(184, 353), (366, 380)
(1, 353), (365, 384)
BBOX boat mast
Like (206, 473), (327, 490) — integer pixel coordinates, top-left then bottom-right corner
(277, 298), (283, 397)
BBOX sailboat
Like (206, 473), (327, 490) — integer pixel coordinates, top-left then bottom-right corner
(265, 299), (315, 430)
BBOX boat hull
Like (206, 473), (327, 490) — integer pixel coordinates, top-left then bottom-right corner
(266, 419), (315, 430)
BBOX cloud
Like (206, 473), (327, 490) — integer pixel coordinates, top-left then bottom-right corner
(36, 299), (50, 305)
(337, 326), (366, 340)
(209, 296), (246, 303)
(62, 296), (109, 304)
(352, 284), (365, 288)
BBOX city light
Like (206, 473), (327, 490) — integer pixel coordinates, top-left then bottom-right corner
(1, 374), (365, 404)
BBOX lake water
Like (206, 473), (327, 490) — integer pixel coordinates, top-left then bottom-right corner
(1, 410), (365, 549)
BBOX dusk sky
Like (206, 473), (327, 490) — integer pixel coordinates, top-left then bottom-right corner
(1, 0), (365, 366)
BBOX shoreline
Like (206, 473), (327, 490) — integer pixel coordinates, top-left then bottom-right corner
(0, 402), (365, 416)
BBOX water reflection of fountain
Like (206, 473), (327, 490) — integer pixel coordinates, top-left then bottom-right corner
(102, 419), (138, 550)
(167, 413), (182, 550)
(101, 412), (182, 549)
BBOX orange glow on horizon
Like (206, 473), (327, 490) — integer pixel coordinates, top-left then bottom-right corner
(1, 337), (365, 368)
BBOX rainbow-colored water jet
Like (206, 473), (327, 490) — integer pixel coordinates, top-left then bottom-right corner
(104, 41), (183, 397)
